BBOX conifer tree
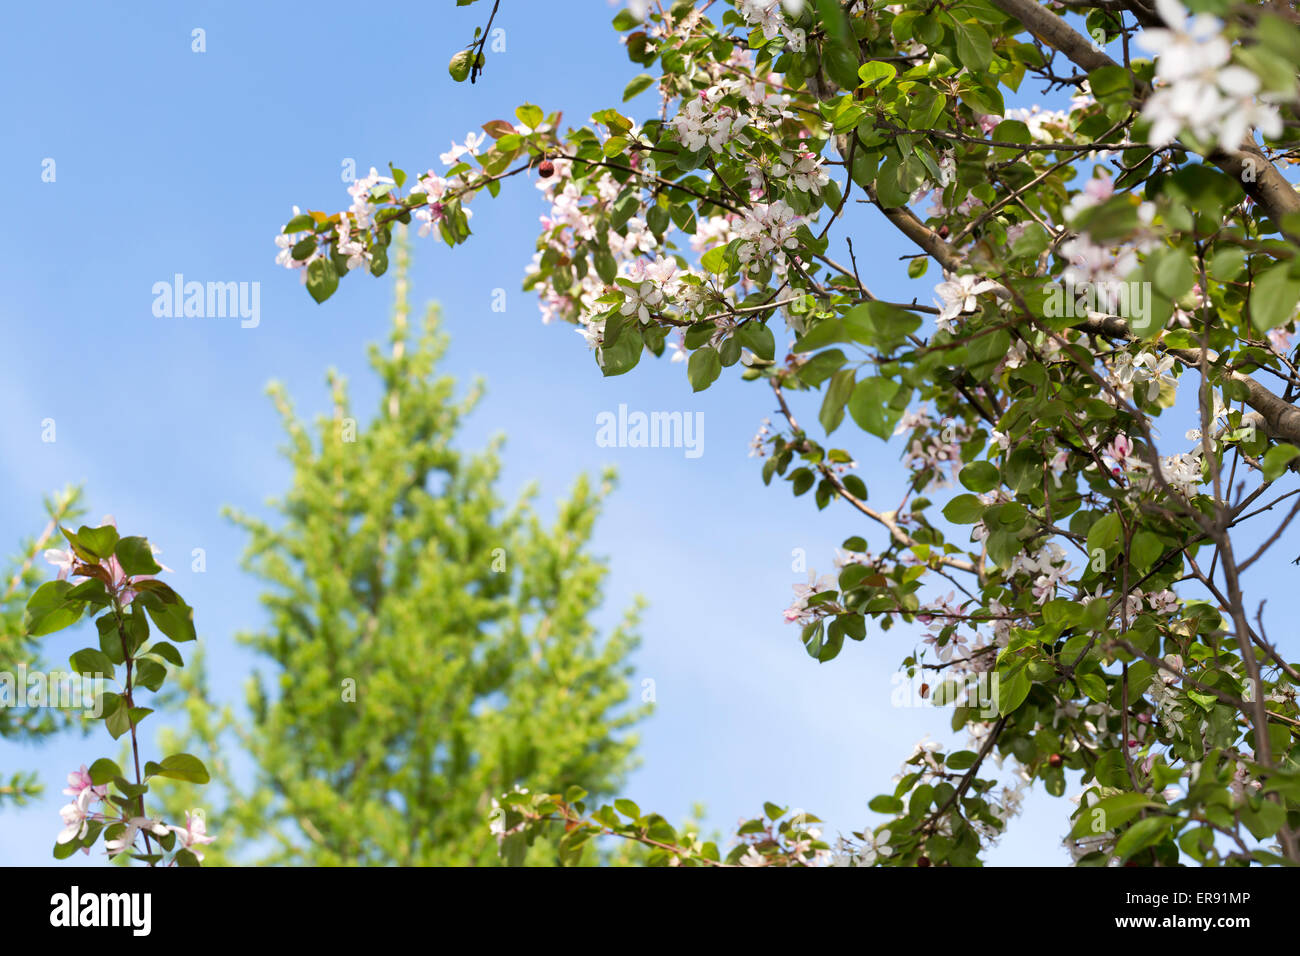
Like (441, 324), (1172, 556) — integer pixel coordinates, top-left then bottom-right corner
(162, 239), (645, 865)
(0, 487), (83, 807)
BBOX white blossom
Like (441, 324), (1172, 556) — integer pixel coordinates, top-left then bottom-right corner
(933, 273), (1006, 330)
(1138, 0), (1283, 151)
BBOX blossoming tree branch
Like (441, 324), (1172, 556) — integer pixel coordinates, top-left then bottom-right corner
(29, 519), (213, 865)
(273, 0), (1300, 866)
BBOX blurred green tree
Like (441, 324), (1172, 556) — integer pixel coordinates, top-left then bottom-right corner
(0, 486), (84, 806)
(160, 236), (646, 865)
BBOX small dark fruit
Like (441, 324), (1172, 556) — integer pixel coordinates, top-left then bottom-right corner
(1048, 753), (1064, 768)
(538, 159), (555, 178)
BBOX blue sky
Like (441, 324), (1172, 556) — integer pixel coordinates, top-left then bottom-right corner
(4, 0), (1274, 867)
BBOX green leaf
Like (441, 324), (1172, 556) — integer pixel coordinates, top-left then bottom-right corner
(113, 776), (148, 799)
(959, 461), (999, 493)
(847, 376), (902, 438)
(135, 658), (167, 692)
(1086, 512), (1121, 558)
(952, 20), (993, 73)
(515, 104), (544, 130)
(75, 525), (120, 560)
(1153, 248), (1196, 300)
(143, 598), (196, 643)
(1082, 598), (1109, 632)
(592, 248), (618, 284)
(1251, 262), (1300, 331)
(1077, 671), (1108, 703)
(868, 794), (903, 814)
(1209, 246), (1246, 281)
(794, 318), (845, 353)
(1241, 797), (1287, 840)
(1262, 443), (1300, 481)
(65, 578), (110, 607)
(946, 750), (978, 770)
(942, 494), (984, 524)
(839, 613), (866, 640)
(147, 642), (184, 667)
(817, 620), (845, 662)
(819, 369), (856, 435)
(124, 604), (151, 655)
(957, 83), (1004, 118)
(147, 753), (210, 784)
(822, 41), (862, 89)
(599, 322), (642, 377)
(105, 702), (152, 740)
(69, 648), (115, 679)
(88, 758), (122, 786)
(1009, 221), (1050, 258)
(857, 61), (897, 89)
(1069, 793), (1158, 838)
(700, 246), (729, 274)
(1087, 64), (1132, 100)
(1115, 815), (1172, 858)
(23, 581), (84, 636)
(306, 257), (339, 304)
(687, 346), (722, 392)
(844, 302), (922, 350)
(283, 214), (314, 233)
(623, 73), (656, 101)
(997, 666), (1030, 715)
(724, 336), (747, 368)
(501, 830), (527, 866)
(60, 527), (101, 563)
(114, 537), (162, 577)
(1129, 530), (1165, 571)
(1004, 446), (1042, 494)
(612, 7), (641, 30)
(736, 321), (775, 361)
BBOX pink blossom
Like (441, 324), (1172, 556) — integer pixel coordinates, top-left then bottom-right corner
(63, 765), (108, 803)
(1084, 174), (1114, 203)
(167, 811), (217, 863)
(105, 817), (169, 858)
(43, 548), (75, 580)
(1102, 433), (1137, 474)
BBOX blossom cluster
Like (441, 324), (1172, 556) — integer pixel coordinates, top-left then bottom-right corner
(735, 0), (807, 51)
(893, 408), (973, 488)
(1138, 0), (1284, 151)
(57, 766), (214, 863)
